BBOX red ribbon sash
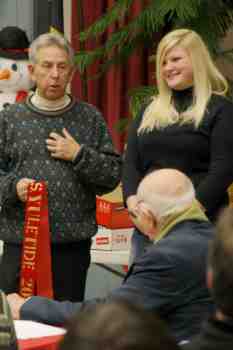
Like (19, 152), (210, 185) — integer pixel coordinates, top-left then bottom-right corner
(19, 182), (53, 299)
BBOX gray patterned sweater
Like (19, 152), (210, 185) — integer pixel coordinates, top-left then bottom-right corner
(0, 95), (122, 243)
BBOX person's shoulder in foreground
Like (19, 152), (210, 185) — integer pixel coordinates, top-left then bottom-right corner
(183, 206), (233, 350)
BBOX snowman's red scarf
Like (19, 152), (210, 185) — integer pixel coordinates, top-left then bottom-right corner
(19, 182), (54, 299)
(16, 91), (28, 103)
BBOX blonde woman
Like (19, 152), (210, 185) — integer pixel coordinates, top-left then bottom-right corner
(122, 28), (233, 260)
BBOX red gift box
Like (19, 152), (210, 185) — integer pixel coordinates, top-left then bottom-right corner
(91, 226), (133, 251)
(96, 184), (133, 229)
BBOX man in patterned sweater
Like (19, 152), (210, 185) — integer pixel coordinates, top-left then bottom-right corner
(0, 32), (121, 301)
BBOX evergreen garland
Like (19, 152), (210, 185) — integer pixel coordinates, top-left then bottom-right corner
(75, 0), (233, 118)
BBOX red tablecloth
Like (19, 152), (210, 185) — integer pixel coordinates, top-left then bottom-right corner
(18, 334), (64, 350)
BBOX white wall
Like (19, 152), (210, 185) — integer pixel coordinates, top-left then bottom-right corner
(63, 0), (71, 41)
(0, 0), (34, 40)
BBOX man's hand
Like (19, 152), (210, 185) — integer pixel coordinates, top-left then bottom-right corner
(16, 178), (35, 202)
(7, 293), (27, 320)
(127, 195), (139, 226)
(126, 195), (138, 214)
(46, 128), (81, 161)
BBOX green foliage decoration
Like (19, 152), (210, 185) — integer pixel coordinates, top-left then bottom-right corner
(75, 0), (233, 120)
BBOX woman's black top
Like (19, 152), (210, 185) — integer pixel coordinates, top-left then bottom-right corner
(122, 90), (233, 221)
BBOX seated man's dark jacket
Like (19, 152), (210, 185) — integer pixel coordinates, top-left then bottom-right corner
(183, 316), (233, 350)
(21, 219), (214, 342)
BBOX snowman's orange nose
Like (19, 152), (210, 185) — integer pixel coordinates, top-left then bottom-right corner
(0, 69), (10, 80)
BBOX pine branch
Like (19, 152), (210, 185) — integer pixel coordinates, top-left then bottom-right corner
(218, 49), (233, 65)
(75, 0), (233, 74)
(128, 86), (158, 118)
(74, 0), (233, 121)
(114, 117), (131, 133)
(115, 85), (158, 133)
(100, 31), (150, 68)
(79, 0), (134, 41)
(76, 33), (152, 79)
(74, 48), (105, 74)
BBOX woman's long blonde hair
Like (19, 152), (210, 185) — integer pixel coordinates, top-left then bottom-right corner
(138, 29), (228, 133)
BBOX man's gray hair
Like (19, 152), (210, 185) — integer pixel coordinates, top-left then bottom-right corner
(137, 169), (195, 221)
(29, 32), (74, 65)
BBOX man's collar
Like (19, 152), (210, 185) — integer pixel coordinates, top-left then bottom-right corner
(30, 90), (71, 111)
(154, 200), (208, 244)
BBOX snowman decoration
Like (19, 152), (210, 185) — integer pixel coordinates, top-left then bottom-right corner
(0, 26), (34, 110)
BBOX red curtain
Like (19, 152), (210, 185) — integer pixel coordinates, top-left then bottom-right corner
(71, 1), (154, 153)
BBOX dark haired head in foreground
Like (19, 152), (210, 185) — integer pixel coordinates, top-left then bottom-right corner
(183, 206), (233, 350)
(208, 206), (233, 317)
(59, 300), (179, 350)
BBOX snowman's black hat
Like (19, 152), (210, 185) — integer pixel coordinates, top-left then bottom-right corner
(0, 26), (30, 60)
